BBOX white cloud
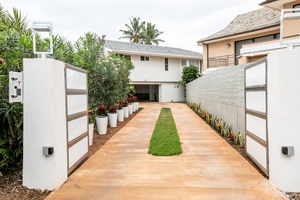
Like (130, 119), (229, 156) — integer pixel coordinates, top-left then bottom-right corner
(1, 0), (263, 52)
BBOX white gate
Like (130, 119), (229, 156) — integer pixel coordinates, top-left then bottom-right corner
(245, 58), (268, 176)
(65, 64), (88, 174)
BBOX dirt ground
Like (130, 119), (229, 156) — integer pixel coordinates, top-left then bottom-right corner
(0, 107), (298, 200)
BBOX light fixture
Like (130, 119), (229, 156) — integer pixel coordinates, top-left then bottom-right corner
(32, 21), (53, 58)
(225, 43), (230, 47)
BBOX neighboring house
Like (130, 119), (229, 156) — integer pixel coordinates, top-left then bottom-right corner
(104, 40), (202, 102)
(241, 0), (300, 57)
(197, 8), (281, 72)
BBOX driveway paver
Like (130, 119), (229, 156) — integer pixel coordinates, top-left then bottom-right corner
(45, 103), (287, 200)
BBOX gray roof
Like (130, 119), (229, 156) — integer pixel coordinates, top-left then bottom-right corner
(198, 8), (280, 43)
(105, 40), (202, 59)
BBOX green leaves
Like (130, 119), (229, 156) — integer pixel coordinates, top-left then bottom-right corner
(119, 17), (164, 45)
(180, 65), (200, 86)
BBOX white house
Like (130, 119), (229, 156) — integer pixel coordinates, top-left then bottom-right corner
(104, 40), (202, 102)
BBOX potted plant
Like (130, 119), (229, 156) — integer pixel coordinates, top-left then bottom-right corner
(122, 100), (129, 118)
(88, 109), (96, 145)
(132, 96), (138, 112)
(107, 105), (117, 127)
(116, 100), (125, 122)
(96, 104), (108, 135)
(127, 96), (133, 115)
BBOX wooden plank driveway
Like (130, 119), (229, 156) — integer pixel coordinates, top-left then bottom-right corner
(46, 102), (287, 200)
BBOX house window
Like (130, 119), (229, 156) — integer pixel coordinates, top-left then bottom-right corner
(182, 59), (187, 67)
(293, 4), (300, 12)
(117, 54), (131, 61)
(140, 56), (149, 61)
(189, 60), (199, 68)
(165, 58), (168, 71)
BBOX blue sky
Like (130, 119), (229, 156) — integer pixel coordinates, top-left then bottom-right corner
(1, 0), (264, 52)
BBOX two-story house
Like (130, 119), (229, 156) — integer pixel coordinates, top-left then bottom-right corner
(104, 40), (202, 102)
(241, 0), (300, 57)
(197, 8), (280, 72)
(198, 0), (300, 72)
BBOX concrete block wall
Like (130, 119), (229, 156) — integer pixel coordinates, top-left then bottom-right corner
(186, 65), (246, 135)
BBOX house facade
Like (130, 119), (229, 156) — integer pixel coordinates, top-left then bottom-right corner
(104, 40), (202, 102)
(241, 0), (300, 57)
(198, 0), (300, 72)
(197, 8), (280, 72)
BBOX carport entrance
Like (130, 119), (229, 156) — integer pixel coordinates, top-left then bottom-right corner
(134, 84), (159, 101)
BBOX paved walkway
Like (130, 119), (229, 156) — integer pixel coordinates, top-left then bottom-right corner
(46, 103), (286, 200)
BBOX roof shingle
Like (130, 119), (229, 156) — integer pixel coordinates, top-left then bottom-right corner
(198, 8), (280, 43)
(105, 40), (202, 59)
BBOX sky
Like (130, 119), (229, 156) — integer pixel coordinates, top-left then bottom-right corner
(1, 0), (264, 53)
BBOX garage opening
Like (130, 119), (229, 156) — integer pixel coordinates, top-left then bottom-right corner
(134, 85), (159, 101)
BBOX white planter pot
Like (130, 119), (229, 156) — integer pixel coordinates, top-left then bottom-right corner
(96, 116), (108, 135)
(122, 106), (129, 118)
(134, 102), (139, 112)
(117, 109), (124, 122)
(129, 104), (133, 114)
(132, 102), (136, 112)
(88, 123), (94, 146)
(108, 113), (117, 127)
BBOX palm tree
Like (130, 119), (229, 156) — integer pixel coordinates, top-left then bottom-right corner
(119, 17), (145, 43)
(141, 22), (164, 45)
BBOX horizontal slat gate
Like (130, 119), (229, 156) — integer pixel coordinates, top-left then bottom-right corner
(245, 58), (269, 176)
(65, 64), (88, 174)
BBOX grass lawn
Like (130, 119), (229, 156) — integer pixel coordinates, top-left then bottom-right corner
(148, 108), (183, 156)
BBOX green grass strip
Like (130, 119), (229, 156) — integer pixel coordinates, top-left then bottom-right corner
(148, 108), (183, 156)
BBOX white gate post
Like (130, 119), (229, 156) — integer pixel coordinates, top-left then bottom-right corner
(23, 59), (68, 190)
(268, 49), (300, 192)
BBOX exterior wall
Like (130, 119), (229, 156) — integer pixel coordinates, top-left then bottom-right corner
(283, 1), (300, 39)
(186, 65), (246, 135)
(268, 49), (300, 192)
(130, 55), (181, 82)
(202, 29), (279, 69)
(202, 44), (208, 71)
(160, 83), (185, 102)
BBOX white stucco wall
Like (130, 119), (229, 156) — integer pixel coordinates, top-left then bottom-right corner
(268, 49), (300, 192)
(23, 59), (68, 189)
(160, 83), (185, 102)
(130, 55), (181, 82)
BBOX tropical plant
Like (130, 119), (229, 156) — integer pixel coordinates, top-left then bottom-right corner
(119, 17), (145, 43)
(119, 17), (164, 45)
(180, 65), (200, 86)
(0, 6), (31, 171)
(141, 22), (165, 45)
(108, 105), (117, 114)
(97, 104), (107, 116)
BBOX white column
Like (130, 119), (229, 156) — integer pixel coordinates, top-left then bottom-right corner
(268, 49), (300, 192)
(23, 59), (68, 190)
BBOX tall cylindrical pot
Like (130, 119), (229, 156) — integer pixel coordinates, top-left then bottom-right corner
(108, 113), (118, 127)
(96, 116), (108, 135)
(123, 106), (129, 118)
(117, 109), (124, 122)
(129, 104), (133, 114)
(88, 123), (94, 146)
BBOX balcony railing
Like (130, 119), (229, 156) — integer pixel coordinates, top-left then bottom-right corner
(208, 54), (236, 68)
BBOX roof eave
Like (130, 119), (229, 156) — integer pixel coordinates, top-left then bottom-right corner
(105, 49), (202, 60)
(197, 24), (280, 45)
